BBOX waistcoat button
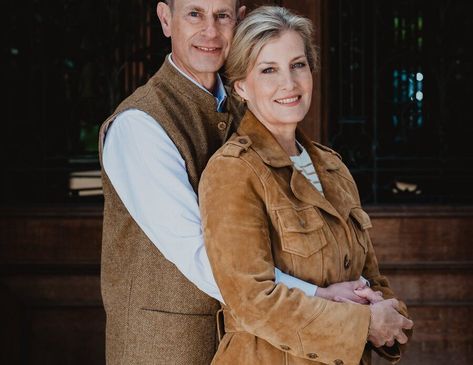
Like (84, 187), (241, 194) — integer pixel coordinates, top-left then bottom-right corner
(334, 360), (344, 365)
(307, 353), (318, 359)
(238, 138), (248, 144)
(280, 345), (290, 351)
(218, 121), (227, 131)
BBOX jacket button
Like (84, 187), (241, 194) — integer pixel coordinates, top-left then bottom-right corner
(217, 121), (227, 131)
(334, 360), (344, 365)
(344, 255), (351, 269)
(280, 345), (290, 351)
(238, 138), (248, 144)
(307, 353), (318, 359)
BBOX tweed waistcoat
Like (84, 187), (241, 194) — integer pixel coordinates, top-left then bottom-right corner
(98, 58), (244, 365)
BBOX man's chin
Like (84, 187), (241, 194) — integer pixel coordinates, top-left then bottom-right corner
(191, 59), (225, 74)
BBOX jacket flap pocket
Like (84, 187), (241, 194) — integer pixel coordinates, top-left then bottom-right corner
(349, 207), (372, 230)
(276, 207), (326, 257)
(277, 207), (324, 233)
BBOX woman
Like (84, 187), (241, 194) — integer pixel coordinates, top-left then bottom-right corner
(199, 6), (412, 365)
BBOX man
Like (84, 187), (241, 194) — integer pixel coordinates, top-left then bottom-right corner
(99, 1), (411, 364)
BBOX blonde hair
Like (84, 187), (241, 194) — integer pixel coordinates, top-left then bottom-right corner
(226, 6), (317, 90)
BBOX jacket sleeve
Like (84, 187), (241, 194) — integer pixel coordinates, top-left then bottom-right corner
(362, 231), (413, 363)
(199, 155), (371, 365)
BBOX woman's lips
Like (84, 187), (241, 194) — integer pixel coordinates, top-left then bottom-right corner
(275, 96), (301, 105)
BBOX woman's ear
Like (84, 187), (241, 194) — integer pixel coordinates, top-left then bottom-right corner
(234, 80), (249, 102)
(157, 2), (172, 38)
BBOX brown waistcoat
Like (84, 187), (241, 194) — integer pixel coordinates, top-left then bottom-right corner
(98, 58), (244, 365)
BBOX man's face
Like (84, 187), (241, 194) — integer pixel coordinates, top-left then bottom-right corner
(158, 0), (244, 86)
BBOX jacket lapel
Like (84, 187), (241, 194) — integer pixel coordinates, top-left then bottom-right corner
(297, 130), (357, 222)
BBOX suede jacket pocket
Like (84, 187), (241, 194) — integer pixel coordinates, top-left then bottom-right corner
(348, 207), (372, 253)
(276, 207), (327, 258)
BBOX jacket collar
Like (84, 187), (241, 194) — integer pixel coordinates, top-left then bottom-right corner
(237, 110), (342, 173)
(237, 109), (355, 222)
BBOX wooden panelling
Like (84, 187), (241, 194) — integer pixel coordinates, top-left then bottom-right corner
(0, 207), (104, 365)
(1, 205), (472, 364)
(0, 208), (102, 264)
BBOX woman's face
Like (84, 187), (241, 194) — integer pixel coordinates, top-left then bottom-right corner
(235, 30), (313, 131)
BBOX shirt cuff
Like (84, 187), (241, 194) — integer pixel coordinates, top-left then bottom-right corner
(275, 268), (318, 296)
(360, 275), (371, 287)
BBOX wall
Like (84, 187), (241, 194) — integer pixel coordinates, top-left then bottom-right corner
(1, 206), (472, 364)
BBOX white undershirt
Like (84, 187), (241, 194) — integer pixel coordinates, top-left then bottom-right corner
(290, 141), (325, 196)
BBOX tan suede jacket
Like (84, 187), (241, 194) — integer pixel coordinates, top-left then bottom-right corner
(199, 111), (409, 365)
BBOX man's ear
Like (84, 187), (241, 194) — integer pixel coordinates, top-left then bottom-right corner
(237, 6), (246, 22)
(157, 2), (172, 38)
(234, 79), (249, 101)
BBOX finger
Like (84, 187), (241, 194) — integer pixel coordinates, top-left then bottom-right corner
(354, 288), (382, 304)
(334, 296), (358, 304)
(401, 317), (414, 330)
(370, 338), (384, 348)
(385, 339), (395, 347)
(375, 291), (384, 298)
(355, 278), (367, 289)
(388, 298), (400, 311)
(396, 331), (408, 345)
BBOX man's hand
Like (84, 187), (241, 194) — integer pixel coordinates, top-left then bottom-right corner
(317, 279), (370, 304)
(368, 298), (414, 348)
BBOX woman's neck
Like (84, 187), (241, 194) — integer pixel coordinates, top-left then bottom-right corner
(248, 107), (301, 156)
(262, 121), (299, 156)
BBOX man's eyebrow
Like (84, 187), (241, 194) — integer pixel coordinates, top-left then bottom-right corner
(214, 7), (234, 13)
(183, 5), (205, 12)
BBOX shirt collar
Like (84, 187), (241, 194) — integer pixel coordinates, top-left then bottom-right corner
(168, 54), (227, 112)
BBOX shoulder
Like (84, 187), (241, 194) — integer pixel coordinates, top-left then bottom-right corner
(203, 134), (266, 183)
(218, 134), (253, 158)
(107, 109), (163, 139)
(104, 109), (177, 154)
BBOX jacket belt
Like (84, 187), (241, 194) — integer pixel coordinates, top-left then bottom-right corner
(222, 309), (243, 333)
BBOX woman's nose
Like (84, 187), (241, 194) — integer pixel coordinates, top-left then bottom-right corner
(280, 70), (296, 90)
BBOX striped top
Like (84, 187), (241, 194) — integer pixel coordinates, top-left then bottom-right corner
(290, 141), (324, 196)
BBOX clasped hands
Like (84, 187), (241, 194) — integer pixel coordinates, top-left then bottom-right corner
(316, 279), (413, 348)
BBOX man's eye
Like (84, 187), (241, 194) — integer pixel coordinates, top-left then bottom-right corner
(189, 11), (200, 17)
(217, 13), (230, 19)
(262, 67), (275, 74)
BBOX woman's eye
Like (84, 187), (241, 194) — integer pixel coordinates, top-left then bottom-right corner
(262, 67), (275, 74)
(292, 62), (307, 69)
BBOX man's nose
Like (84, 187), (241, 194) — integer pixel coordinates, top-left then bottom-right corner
(201, 17), (218, 38)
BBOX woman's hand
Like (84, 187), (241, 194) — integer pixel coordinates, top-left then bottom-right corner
(316, 279), (382, 304)
(368, 298), (414, 348)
